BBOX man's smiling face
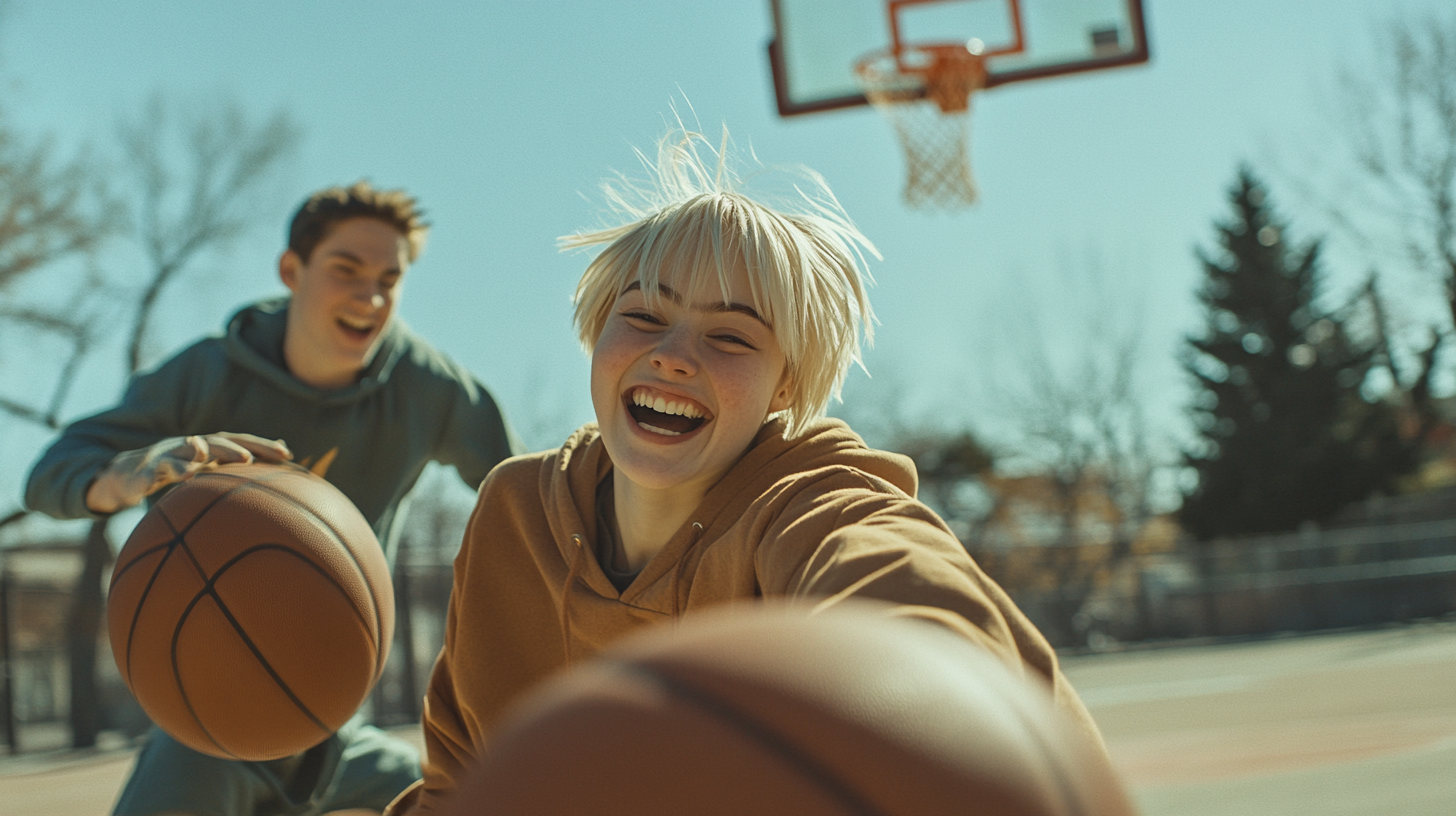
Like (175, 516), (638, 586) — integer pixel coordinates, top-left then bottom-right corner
(279, 217), (408, 390)
(591, 263), (791, 496)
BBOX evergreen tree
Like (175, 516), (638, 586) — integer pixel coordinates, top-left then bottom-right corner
(1179, 169), (1416, 539)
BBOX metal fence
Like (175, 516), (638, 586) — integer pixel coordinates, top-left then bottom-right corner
(0, 538), (461, 756)
(1, 544), (83, 754)
(5, 517), (1456, 753)
(1006, 519), (1456, 648)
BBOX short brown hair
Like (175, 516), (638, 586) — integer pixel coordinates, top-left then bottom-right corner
(287, 181), (430, 263)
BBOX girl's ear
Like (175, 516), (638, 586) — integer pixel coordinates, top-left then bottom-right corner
(767, 371), (792, 415)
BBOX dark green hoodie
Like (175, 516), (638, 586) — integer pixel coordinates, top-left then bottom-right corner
(25, 298), (519, 549)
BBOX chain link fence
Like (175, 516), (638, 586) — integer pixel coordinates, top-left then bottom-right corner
(5, 514), (1456, 753)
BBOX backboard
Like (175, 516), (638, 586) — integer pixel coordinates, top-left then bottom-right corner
(768, 0), (1149, 117)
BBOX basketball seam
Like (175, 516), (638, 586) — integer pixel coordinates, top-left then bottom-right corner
(119, 504), (221, 684)
(231, 475), (387, 680)
(110, 537), (179, 585)
(119, 508), (187, 684)
(218, 542), (374, 637)
(168, 471), (379, 650)
(117, 468), (373, 760)
(161, 473), (264, 581)
(161, 469), (386, 680)
(628, 663), (886, 816)
(172, 545), (343, 757)
(112, 540), (176, 584)
(171, 588), (244, 760)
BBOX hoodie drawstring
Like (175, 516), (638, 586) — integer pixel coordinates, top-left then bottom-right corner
(672, 522), (705, 616)
(562, 534), (586, 666)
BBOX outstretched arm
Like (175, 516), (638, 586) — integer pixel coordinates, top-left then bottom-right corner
(25, 344), (283, 520)
(755, 468), (1108, 754)
(84, 432), (292, 514)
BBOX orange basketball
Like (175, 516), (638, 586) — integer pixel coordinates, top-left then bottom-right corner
(107, 462), (393, 761)
(445, 603), (1134, 816)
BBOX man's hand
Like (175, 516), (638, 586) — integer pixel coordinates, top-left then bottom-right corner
(85, 433), (292, 514)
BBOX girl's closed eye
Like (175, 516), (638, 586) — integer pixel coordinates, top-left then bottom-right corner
(622, 310), (663, 325)
(713, 333), (757, 350)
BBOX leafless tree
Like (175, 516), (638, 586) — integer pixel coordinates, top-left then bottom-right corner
(1357, 273), (1444, 447)
(0, 27), (118, 417)
(1335, 14), (1456, 328)
(0, 116), (117, 512)
(0, 111), (114, 752)
(117, 94), (301, 373)
(986, 262), (1164, 646)
(56, 95), (300, 748)
(1012, 325), (1155, 527)
(0, 121), (113, 293)
(1282, 10), (1456, 387)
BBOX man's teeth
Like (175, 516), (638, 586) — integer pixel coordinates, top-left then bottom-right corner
(631, 389), (703, 418)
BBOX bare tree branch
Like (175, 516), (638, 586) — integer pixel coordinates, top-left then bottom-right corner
(1334, 13), (1456, 329)
(0, 122), (115, 293)
(116, 94), (301, 374)
(0, 114), (115, 432)
(980, 252), (1167, 644)
(0, 394), (50, 427)
(0, 92), (300, 749)
(0, 260), (112, 429)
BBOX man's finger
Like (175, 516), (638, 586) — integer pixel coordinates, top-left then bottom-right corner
(184, 435), (211, 464)
(203, 437), (258, 465)
(211, 432), (292, 462)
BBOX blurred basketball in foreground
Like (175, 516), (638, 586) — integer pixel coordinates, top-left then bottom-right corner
(108, 463), (393, 761)
(445, 602), (1135, 816)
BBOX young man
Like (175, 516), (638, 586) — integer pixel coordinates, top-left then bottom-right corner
(26, 182), (519, 816)
(391, 132), (1109, 814)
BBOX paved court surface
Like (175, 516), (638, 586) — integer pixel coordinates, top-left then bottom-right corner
(4, 619), (1454, 814)
(1062, 619), (1456, 815)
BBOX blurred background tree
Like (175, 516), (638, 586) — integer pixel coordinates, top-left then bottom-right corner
(64, 97), (299, 750)
(0, 91), (300, 748)
(1179, 169), (1419, 540)
(1333, 12), (1456, 331)
(0, 112), (118, 441)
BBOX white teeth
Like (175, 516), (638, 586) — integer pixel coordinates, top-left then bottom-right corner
(631, 388), (704, 419)
(638, 422), (682, 437)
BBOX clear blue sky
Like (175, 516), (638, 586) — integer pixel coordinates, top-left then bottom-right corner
(1, 0), (1450, 521)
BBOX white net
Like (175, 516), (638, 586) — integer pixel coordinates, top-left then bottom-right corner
(856, 46), (985, 209)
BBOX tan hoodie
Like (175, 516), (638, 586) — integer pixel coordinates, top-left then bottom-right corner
(403, 418), (1105, 813)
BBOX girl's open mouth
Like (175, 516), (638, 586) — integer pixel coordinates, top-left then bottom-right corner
(625, 388), (710, 437)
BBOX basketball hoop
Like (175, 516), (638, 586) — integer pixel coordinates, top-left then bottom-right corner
(770, 0), (1148, 206)
(855, 43), (987, 209)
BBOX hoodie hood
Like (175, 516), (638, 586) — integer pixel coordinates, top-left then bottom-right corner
(415, 406), (1104, 801)
(539, 416), (919, 580)
(222, 297), (411, 407)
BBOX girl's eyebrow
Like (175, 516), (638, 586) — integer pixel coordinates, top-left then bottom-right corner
(621, 281), (769, 328)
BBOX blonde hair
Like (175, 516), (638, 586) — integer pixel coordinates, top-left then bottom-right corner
(562, 128), (877, 438)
